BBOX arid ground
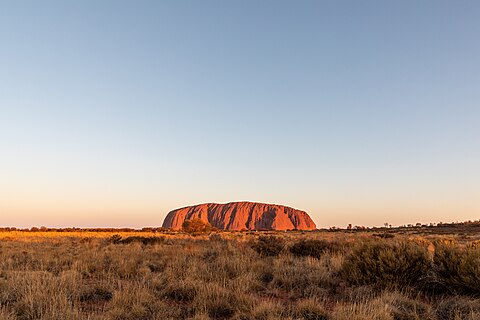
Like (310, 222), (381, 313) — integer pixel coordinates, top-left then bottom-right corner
(0, 227), (479, 320)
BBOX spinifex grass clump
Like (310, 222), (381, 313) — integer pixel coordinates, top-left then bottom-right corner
(433, 242), (480, 296)
(340, 240), (431, 290)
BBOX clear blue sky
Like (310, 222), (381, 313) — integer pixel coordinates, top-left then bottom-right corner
(1, 1), (479, 228)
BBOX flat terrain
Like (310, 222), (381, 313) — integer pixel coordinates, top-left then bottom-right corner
(0, 228), (479, 319)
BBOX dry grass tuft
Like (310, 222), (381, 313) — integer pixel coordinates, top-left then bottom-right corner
(340, 240), (431, 290)
(433, 243), (480, 296)
(251, 300), (286, 320)
(435, 297), (480, 320)
(294, 298), (329, 320)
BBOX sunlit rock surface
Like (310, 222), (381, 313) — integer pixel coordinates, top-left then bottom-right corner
(162, 202), (317, 231)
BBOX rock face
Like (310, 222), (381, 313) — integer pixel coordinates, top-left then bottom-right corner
(162, 202), (316, 231)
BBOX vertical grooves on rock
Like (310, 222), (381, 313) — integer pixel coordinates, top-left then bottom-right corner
(245, 203), (255, 230)
(162, 201), (316, 231)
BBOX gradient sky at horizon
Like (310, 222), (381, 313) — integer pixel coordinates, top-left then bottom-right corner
(1, 1), (479, 228)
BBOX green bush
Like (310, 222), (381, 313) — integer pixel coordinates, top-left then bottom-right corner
(433, 243), (480, 296)
(182, 218), (215, 234)
(340, 240), (431, 289)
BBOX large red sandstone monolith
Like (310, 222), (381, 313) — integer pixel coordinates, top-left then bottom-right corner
(162, 201), (317, 231)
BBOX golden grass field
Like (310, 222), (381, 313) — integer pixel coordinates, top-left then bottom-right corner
(0, 229), (479, 320)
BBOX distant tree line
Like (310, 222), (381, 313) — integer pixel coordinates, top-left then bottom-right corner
(0, 227), (170, 233)
(328, 219), (480, 232)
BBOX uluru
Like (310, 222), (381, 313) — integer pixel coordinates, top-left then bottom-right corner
(162, 201), (317, 231)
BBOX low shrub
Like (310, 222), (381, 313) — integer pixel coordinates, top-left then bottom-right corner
(340, 240), (431, 290)
(433, 243), (480, 296)
(251, 236), (285, 257)
(373, 233), (395, 239)
(290, 239), (343, 259)
(108, 235), (164, 245)
(109, 234), (122, 244)
(119, 236), (164, 245)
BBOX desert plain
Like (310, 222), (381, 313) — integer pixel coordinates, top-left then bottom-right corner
(0, 223), (479, 320)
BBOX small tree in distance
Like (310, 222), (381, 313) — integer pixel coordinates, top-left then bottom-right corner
(182, 218), (215, 234)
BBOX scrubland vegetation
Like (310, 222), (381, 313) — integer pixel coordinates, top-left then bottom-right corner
(0, 229), (479, 319)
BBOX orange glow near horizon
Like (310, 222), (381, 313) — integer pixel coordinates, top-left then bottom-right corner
(2, 191), (478, 229)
